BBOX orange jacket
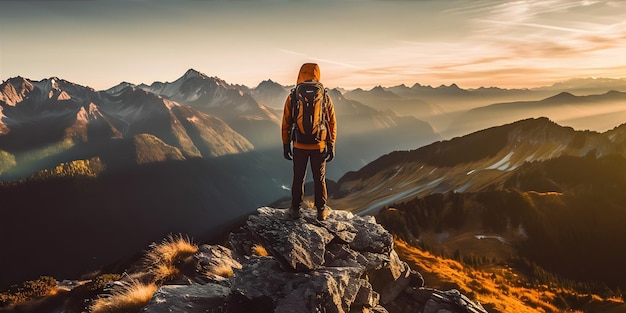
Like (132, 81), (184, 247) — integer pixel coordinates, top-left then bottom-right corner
(281, 63), (337, 151)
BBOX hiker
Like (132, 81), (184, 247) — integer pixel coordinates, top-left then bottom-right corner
(281, 63), (337, 221)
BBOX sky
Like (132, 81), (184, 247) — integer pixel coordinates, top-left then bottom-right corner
(0, 0), (625, 91)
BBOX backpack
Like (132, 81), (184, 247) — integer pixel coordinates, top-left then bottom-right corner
(290, 81), (329, 144)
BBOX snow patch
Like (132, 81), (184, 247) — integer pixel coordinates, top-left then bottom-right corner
(475, 235), (509, 244)
(360, 178), (444, 215)
(185, 91), (202, 102)
(454, 182), (473, 193)
(485, 152), (514, 171)
(518, 224), (528, 239)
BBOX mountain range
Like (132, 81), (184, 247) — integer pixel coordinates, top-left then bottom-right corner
(346, 78), (626, 138)
(0, 75), (252, 178)
(2, 70), (626, 312)
(0, 70), (439, 288)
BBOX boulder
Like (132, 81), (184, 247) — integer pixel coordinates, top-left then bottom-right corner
(246, 207), (334, 271)
(194, 244), (242, 284)
(140, 283), (229, 313)
(138, 206), (487, 313)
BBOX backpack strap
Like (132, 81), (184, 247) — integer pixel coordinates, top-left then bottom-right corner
(322, 88), (331, 143)
(290, 87), (298, 142)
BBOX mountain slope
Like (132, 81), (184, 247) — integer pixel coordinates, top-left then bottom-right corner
(323, 117), (626, 294)
(137, 69), (281, 149)
(0, 76), (252, 178)
(0, 150), (294, 289)
(376, 154), (626, 290)
(331, 117), (619, 215)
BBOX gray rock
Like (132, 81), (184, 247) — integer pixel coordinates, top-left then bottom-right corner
(140, 283), (230, 313)
(139, 207), (486, 313)
(275, 267), (365, 313)
(247, 207), (334, 271)
(362, 249), (413, 305)
(194, 244), (242, 283)
(231, 255), (300, 302)
(232, 256), (374, 313)
(415, 288), (488, 313)
(348, 215), (394, 254)
(316, 210), (359, 243)
(325, 243), (369, 268)
(352, 279), (380, 308)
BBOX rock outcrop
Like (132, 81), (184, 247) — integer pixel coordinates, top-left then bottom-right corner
(140, 207), (488, 313)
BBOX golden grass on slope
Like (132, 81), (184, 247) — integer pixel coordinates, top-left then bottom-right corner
(89, 280), (157, 313)
(143, 234), (198, 282)
(394, 239), (561, 313)
(0, 276), (58, 307)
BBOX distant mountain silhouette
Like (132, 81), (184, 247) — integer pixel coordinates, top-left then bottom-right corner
(342, 79), (626, 140)
(534, 77), (626, 95)
(449, 90), (626, 137)
(249, 79), (291, 109)
(326, 89), (440, 172)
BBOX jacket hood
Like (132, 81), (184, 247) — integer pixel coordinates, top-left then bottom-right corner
(296, 63), (320, 84)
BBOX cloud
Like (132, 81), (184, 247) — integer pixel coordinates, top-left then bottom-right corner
(479, 19), (593, 34)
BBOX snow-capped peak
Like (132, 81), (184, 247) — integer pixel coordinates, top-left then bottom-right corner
(183, 68), (208, 80)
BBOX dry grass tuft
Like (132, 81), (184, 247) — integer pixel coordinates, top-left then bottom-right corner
(89, 280), (157, 313)
(302, 199), (314, 209)
(210, 265), (235, 279)
(143, 234), (198, 282)
(251, 244), (269, 257)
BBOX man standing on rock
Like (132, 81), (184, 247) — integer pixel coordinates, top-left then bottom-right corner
(282, 63), (337, 221)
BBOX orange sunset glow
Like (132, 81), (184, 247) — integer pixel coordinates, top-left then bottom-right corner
(1, 0), (625, 90)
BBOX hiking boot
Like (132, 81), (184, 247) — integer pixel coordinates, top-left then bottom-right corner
(288, 207), (301, 219)
(316, 206), (331, 221)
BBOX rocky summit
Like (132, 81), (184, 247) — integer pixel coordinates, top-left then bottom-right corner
(140, 207), (488, 313)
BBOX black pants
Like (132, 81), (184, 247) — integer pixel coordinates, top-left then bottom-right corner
(291, 148), (327, 209)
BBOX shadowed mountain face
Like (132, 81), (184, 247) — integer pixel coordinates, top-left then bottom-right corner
(377, 155), (626, 289)
(327, 117), (626, 289)
(0, 152), (294, 289)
